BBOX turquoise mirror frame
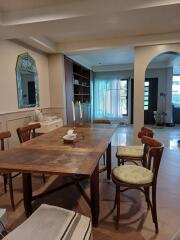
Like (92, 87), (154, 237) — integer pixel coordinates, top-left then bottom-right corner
(16, 52), (40, 108)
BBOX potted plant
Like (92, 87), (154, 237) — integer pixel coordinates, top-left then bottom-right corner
(153, 111), (167, 126)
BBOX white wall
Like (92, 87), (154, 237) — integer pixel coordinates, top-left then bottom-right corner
(94, 70), (133, 81)
(0, 40), (50, 114)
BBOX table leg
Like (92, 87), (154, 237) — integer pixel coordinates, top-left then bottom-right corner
(22, 173), (32, 217)
(106, 142), (112, 180)
(90, 164), (99, 227)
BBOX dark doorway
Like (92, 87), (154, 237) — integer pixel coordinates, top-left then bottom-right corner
(144, 78), (158, 124)
(130, 78), (158, 124)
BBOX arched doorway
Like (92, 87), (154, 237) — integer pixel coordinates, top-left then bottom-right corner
(144, 52), (180, 125)
(133, 43), (180, 143)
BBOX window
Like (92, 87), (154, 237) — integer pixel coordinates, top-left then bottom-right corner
(93, 79), (128, 119)
(120, 79), (128, 115)
(172, 75), (180, 107)
(144, 81), (149, 110)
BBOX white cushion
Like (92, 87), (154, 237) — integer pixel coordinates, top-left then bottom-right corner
(4, 204), (92, 240)
(117, 145), (143, 158)
(113, 165), (153, 185)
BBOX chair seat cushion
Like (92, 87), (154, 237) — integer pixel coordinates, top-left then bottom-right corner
(113, 165), (153, 185)
(116, 145), (143, 158)
(4, 204), (92, 240)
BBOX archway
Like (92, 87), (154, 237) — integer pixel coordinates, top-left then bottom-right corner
(133, 43), (180, 143)
(144, 52), (180, 126)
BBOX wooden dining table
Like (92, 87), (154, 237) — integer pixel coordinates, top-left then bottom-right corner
(0, 123), (117, 227)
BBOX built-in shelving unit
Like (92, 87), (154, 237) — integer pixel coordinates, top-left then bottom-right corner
(73, 64), (90, 103)
(64, 56), (92, 124)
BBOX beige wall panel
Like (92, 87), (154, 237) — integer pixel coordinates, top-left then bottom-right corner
(0, 40), (50, 114)
(0, 107), (63, 148)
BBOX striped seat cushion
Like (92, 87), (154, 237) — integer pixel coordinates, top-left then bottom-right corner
(4, 204), (92, 240)
(116, 145), (144, 158)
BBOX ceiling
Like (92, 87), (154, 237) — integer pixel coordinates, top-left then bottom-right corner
(1, 0), (180, 53)
(67, 49), (180, 71)
(67, 48), (135, 68)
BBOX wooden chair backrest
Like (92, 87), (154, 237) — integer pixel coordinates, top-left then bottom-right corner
(93, 119), (111, 124)
(0, 131), (11, 151)
(142, 136), (164, 183)
(138, 127), (154, 139)
(17, 123), (41, 143)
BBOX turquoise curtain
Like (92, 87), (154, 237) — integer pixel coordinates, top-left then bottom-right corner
(94, 79), (122, 120)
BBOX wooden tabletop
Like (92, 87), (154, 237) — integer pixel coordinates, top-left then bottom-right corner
(0, 124), (117, 176)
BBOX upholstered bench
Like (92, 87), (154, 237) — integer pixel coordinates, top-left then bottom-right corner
(0, 208), (7, 235)
(4, 204), (92, 240)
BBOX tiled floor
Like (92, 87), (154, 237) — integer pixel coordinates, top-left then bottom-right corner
(111, 124), (180, 150)
(1, 125), (180, 239)
(151, 125), (180, 150)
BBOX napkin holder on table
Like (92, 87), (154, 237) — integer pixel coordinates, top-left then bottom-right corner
(63, 129), (77, 144)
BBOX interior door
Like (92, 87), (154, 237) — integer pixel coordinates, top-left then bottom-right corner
(144, 78), (158, 124)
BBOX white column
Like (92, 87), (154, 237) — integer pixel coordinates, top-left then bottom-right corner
(165, 67), (173, 123)
(133, 48), (146, 144)
(48, 54), (67, 124)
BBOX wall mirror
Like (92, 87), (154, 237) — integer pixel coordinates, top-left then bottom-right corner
(16, 52), (40, 108)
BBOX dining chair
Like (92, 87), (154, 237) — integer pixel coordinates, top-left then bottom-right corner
(0, 131), (16, 210)
(116, 127), (154, 166)
(93, 119), (111, 172)
(17, 123), (46, 183)
(112, 136), (164, 233)
(17, 123), (41, 143)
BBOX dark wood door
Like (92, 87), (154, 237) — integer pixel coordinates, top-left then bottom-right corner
(144, 78), (158, 124)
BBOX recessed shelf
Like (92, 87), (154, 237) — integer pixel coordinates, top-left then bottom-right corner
(73, 72), (89, 80)
(65, 56), (91, 122)
(73, 83), (90, 88)
(74, 94), (90, 96)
